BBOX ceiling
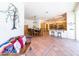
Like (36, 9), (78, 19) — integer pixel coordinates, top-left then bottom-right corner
(24, 2), (76, 20)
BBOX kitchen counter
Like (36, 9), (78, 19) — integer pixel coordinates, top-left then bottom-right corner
(49, 29), (67, 38)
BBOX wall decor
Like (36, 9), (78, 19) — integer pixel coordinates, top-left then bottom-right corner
(7, 3), (19, 30)
(0, 3), (19, 30)
(68, 22), (75, 26)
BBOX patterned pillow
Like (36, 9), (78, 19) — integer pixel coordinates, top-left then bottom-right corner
(2, 44), (17, 54)
(22, 36), (27, 45)
(9, 37), (16, 44)
(0, 42), (12, 54)
(13, 41), (21, 53)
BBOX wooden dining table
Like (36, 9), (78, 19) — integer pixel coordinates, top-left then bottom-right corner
(28, 28), (41, 36)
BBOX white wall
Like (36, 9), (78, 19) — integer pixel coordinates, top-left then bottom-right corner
(56, 4), (79, 41)
(60, 11), (75, 39)
(66, 11), (75, 40)
(61, 5), (79, 40)
(0, 2), (24, 44)
(76, 10), (79, 40)
(62, 31), (68, 39)
(25, 19), (40, 29)
(24, 19), (34, 28)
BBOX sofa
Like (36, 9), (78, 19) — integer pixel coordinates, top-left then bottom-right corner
(0, 35), (32, 56)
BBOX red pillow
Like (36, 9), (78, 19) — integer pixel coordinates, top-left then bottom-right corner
(9, 38), (16, 44)
(18, 36), (24, 48)
(11, 39), (16, 44)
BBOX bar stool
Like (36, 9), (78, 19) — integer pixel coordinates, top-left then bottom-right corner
(57, 31), (62, 38)
(51, 31), (55, 37)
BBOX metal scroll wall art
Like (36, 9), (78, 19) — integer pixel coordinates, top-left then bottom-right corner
(0, 3), (19, 30)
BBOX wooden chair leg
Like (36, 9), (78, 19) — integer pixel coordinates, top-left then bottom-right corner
(29, 47), (32, 51)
